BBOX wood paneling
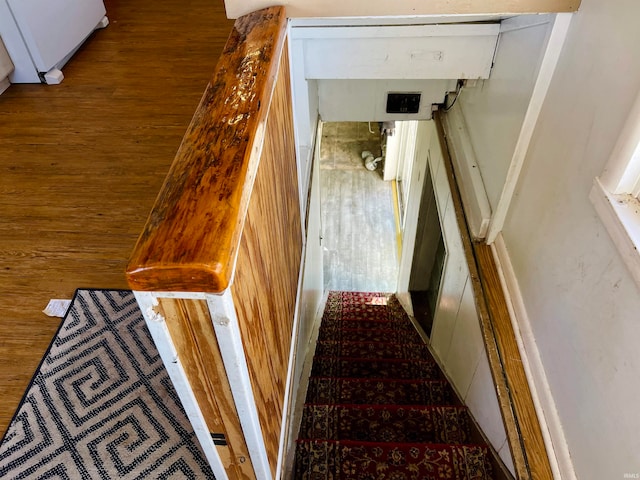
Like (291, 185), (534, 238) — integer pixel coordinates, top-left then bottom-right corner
(474, 244), (553, 480)
(156, 298), (255, 479)
(126, 6), (288, 294)
(126, 6), (301, 475)
(435, 111), (553, 480)
(231, 43), (302, 475)
(0, 0), (233, 435)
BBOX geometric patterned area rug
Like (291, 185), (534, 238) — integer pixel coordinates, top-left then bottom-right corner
(294, 291), (494, 479)
(0, 290), (215, 479)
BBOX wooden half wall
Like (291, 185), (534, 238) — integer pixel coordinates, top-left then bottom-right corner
(231, 43), (302, 474)
(127, 6), (302, 479)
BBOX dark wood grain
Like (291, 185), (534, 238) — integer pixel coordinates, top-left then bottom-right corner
(126, 6), (287, 294)
(435, 111), (553, 480)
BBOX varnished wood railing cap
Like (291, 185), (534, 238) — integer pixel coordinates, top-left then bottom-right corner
(126, 6), (287, 293)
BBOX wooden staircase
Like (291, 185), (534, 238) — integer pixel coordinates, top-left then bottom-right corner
(294, 291), (498, 479)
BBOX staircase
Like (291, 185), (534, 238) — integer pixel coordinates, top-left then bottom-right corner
(293, 291), (495, 479)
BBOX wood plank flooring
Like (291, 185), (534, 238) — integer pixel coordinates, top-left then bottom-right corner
(0, 0), (234, 434)
(320, 122), (399, 292)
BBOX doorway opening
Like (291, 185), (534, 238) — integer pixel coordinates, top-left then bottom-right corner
(319, 121), (398, 292)
(318, 119), (446, 327)
(408, 165), (445, 336)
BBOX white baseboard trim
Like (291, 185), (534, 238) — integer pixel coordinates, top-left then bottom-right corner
(440, 105), (492, 240)
(491, 233), (576, 480)
(280, 289), (328, 480)
(276, 247), (310, 480)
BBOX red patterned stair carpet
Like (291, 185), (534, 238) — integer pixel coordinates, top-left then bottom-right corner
(294, 291), (494, 480)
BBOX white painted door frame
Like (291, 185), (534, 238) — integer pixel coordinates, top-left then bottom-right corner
(396, 121), (432, 302)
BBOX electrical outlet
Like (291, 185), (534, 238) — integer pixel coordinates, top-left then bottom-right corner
(386, 93), (421, 114)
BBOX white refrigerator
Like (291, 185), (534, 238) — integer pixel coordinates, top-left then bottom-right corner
(0, 0), (107, 84)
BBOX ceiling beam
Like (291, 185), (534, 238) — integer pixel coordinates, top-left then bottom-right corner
(225, 0), (580, 19)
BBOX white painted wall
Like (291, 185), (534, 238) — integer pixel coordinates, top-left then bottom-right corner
(498, 0), (640, 478)
(318, 79), (452, 122)
(289, 30), (320, 213)
(300, 25), (498, 81)
(455, 14), (554, 211)
(426, 121), (514, 474)
(290, 21), (498, 173)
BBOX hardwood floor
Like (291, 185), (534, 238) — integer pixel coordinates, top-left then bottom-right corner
(320, 122), (399, 292)
(0, 0), (234, 434)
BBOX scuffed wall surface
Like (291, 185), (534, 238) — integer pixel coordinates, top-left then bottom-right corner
(503, 0), (640, 477)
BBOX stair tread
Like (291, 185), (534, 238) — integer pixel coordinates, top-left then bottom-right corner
(306, 377), (455, 405)
(315, 340), (428, 346)
(303, 403), (468, 410)
(295, 292), (493, 479)
(294, 440), (493, 480)
(317, 327), (423, 344)
(299, 404), (472, 444)
(314, 340), (432, 360)
(320, 319), (415, 330)
(297, 438), (488, 448)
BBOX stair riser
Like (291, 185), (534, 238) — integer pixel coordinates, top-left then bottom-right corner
(316, 328), (422, 344)
(310, 357), (441, 380)
(314, 341), (432, 360)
